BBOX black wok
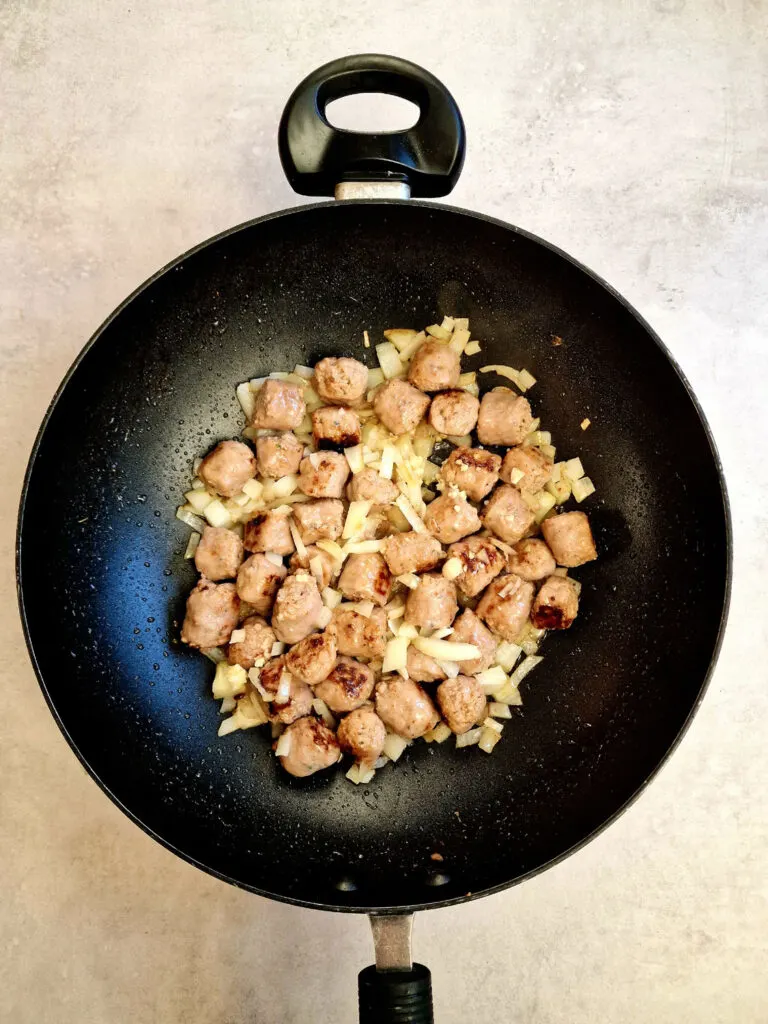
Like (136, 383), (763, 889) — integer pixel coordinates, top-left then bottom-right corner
(17, 55), (730, 1022)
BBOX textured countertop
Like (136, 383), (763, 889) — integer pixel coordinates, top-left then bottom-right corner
(2, 1), (767, 1021)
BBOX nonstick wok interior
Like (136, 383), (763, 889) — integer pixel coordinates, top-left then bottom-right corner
(18, 201), (729, 911)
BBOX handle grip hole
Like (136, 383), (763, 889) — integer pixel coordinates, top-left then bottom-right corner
(326, 94), (421, 133)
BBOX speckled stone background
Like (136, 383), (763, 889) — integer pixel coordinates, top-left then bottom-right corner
(2, 1), (767, 1021)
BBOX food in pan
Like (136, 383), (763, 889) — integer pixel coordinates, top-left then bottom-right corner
(176, 318), (598, 783)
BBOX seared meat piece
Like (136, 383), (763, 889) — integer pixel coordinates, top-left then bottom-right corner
(250, 379), (305, 431)
(292, 498), (345, 544)
(481, 485), (535, 544)
(278, 716), (340, 778)
(298, 452), (350, 498)
(373, 379), (430, 435)
(271, 573), (323, 644)
(312, 406), (362, 449)
(428, 390), (479, 436)
(346, 468), (399, 505)
(477, 388), (534, 446)
(406, 647), (447, 683)
(476, 574), (535, 641)
(440, 446), (501, 502)
(531, 575), (579, 630)
(500, 446), (553, 492)
(448, 608), (497, 674)
(337, 706), (387, 767)
(313, 356), (368, 406)
(255, 432), (304, 478)
(337, 552), (391, 607)
(314, 657), (376, 713)
(506, 538), (556, 581)
(331, 606), (387, 659)
(236, 552), (287, 614)
(375, 676), (439, 739)
(437, 676), (487, 735)
(259, 655), (313, 726)
(243, 509), (295, 556)
(289, 544), (339, 589)
(227, 615), (276, 669)
(424, 491), (481, 544)
(285, 629), (337, 685)
(446, 535), (505, 598)
(407, 340), (460, 392)
(540, 511), (597, 567)
(194, 525), (243, 581)
(382, 531), (443, 576)
(404, 573), (458, 631)
(198, 440), (256, 498)
(181, 580), (240, 649)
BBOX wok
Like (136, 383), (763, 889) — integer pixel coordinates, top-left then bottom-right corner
(17, 55), (730, 1022)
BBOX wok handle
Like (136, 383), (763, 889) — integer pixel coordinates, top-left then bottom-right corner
(278, 53), (465, 199)
(358, 915), (433, 1024)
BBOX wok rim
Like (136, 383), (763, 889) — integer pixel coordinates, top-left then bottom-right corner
(16, 198), (733, 914)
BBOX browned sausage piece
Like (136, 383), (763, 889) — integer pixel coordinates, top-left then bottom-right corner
(312, 406), (362, 449)
(404, 573), (458, 631)
(500, 446), (553, 492)
(337, 706), (387, 767)
(227, 615), (276, 669)
(477, 389), (534, 446)
(289, 544), (339, 589)
(346, 468), (399, 504)
(428, 390), (480, 436)
(285, 629), (338, 685)
(424, 491), (481, 544)
(236, 552), (287, 614)
(406, 647), (447, 683)
(255, 432), (304, 478)
(271, 573), (323, 644)
(373, 379), (430, 436)
(243, 509), (295, 555)
(331, 606), (387, 659)
(446, 535), (506, 597)
(181, 580), (240, 648)
(481, 485), (535, 544)
(440, 447), (501, 502)
(437, 676), (487, 735)
(298, 452), (350, 498)
(259, 655), (314, 725)
(292, 498), (345, 544)
(506, 538), (556, 581)
(382, 531), (443, 575)
(313, 357), (369, 406)
(337, 552), (392, 607)
(448, 609), (497, 674)
(314, 657), (376, 713)
(194, 525), (244, 581)
(476, 574), (535, 641)
(278, 716), (340, 778)
(251, 379), (306, 430)
(407, 340), (460, 392)
(531, 575), (580, 630)
(198, 440), (257, 498)
(540, 511), (597, 567)
(375, 676), (439, 739)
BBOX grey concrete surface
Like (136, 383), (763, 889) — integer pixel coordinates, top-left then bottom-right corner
(2, 1), (767, 1021)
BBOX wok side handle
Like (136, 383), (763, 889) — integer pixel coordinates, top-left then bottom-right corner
(358, 915), (433, 1024)
(278, 53), (465, 199)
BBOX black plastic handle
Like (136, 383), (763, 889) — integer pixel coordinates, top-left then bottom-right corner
(278, 54), (465, 198)
(358, 963), (433, 1024)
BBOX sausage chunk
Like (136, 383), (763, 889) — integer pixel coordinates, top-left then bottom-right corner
(375, 676), (439, 739)
(181, 579), (240, 648)
(440, 447), (501, 502)
(227, 615), (276, 669)
(271, 573), (323, 644)
(373, 379), (430, 436)
(289, 544), (339, 590)
(313, 357), (368, 406)
(540, 511), (597, 567)
(285, 629), (338, 685)
(405, 573), (458, 631)
(198, 440), (256, 498)
(259, 656), (314, 725)
(407, 340), (460, 392)
(194, 526), (244, 581)
(292, 498), (345, 544)
(406, 647), (446, 683)
(255, 432), (304, 478)
(437, 676), (487, 735)
(236, 552), (287, 614)
(331, 606), (387, 659)
(531, 574), (580, 630)
(476, 574), (535, 641)
(500, 446), (553, 492)
(382, 531), (443, 576)
(298, 452), (350, 498)
(481, 485), (535, 544)
(448, 609), (497, 674)
(424, 491), (481, 544)
(278, 716), (340, 778)
(346, 468), (399, 505)
(312, 406), (362, 449)
(250, 379), (306, 430)
(477, 389), (534, 446)
(446, 535), (505, 598)
(314, 657), (376, 713)
(337, 706), (387, 768)
(428, 390), (479, 436)
(338, 553), (391, 607)
(243, 509), (295, 555)
(506, 538), (556, 581)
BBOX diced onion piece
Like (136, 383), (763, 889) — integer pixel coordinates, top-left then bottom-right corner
(344, 600), (375, 618)
(463, 339), (481, 356)
(212, 662), (248, 699)
(456, 727), (482, 748)
(495, 683), (523, 706)
(479, 364), (521, 387)
(517, 368), (537, 391)
(184, 532), (201, 559)
(394, 495), (427, 533)
(345, 445), (365, 474)
(275, 672), (292, 704)
(494, 642), (522, 672)
(269, 474), (299, 500)
(396, 622), (419, 639)
(288, 518), (307, 562)
(431, 722), (452, 743)
(442, 557), (463, 581)
(220, 696), (237, 714)
(316, 606), (333, 628)
(264, 552), (284, 567)
(522, 639), (540, 656)
(412, 637), (480, 662)
(343, 539), (384, 554)
(240, 479), (262, 501)
(488, 702), (512, 719)
(346, 763), (361, 784)
(201, 646), (226, 664)
(483, 717), (504, 735)
(218, 715), (242, 737)
(376, 341), (403, 379)
(271, 641), (286, 657)
(380, 445), (396, 480)
(572, 476), (596, 502)
(437, 660), (460, 678)
(322, 586), (343, 609)
(508, 654), (543, 688)
(312, 698), (336, 728)
(383, 636), (410, 675)
(384, 328), (419, 351)
(426, 323), (451, 341)
(430, 627), (454, 640)
(343, 500), (373, 540)
(581, 417), (591, 430)
(309, 555), (326, 586)
(508, 468), (525, 486)
(546, 476), (572, 504)
(396, 572), (420, 590)
(476, 665), (509, 694)
(316, 538), (346, 564)
(386, 601), (405, 620)
(383, 734), (409, 761)
(478, 726), (502, 753)
(563, 457), (585, 482)
(291, 364), (314, 379)
(373, 755), (390, 769)
(534, 491), (557, 524)
(441, 316), (456, 331)
(275, 731), (292, 757)
(185, 488), (214, 512)
(358, 766), (376, 784)
(397, 331), (426, 362)
(229, 628), (246, 644)
(204, 499), (232, 528)
(176, 507), (207, 532)
(448, 328), (471, 355)
(362, 330), (370, 349)
(458, 371), (477, 388)
(367, 367), (385, 390)
(236, 381), (256, 420)
(539, 443), (557, 461)
(453, 317), (469, 331)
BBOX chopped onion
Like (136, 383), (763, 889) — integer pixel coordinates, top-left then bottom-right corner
(184, 532), (201, 559)
(275, 672), (292, 704)
(316, 606), (333, 628)
(563, 457), (585, 481)
(218, 715), (241, 737)
(448, 327), (471, 355)
(382, 734), (409, 761)
(495, 683), (523, 706)
(483, 717), (504, 735)
(476, 665), (509, 694)
(201, 646), (226, 664)
(430, 627), (454, 640)
(572, 476), (596, 502)
(436, 660), (460, 678)
(479, 364), (521, 387)
(204, 499), (232, 528)
(312, 698), (336, 728)
(456, 727), (482, 748)
(321, 586), (343, 609)
(534, 491), (557, 524)
(464, 339), (481, 356)
(546, 476), (572, 504)
(316, 538), (346, 563)
(345, 445), (365, 474)
(176, 507), (207, 532)
(384, 328), (419, 351)
(517, 368), (537, 391)
(396, 622), (418, 639)
(220, 696), (237, 714)
(412, 637), (480, 662)
(367, 367), (385, 391)
(376, 341), (403, 379)
(508, 654), (544, 688)
(380, 445), (396, 480)
(343, 499), (373, 539)
(396, 572), (420, 590)
(394, 495), (426, 533)
(288, 518), (307, 561)
(242, 478), (263, 500)
(494, 642), (522, 672)
(236, 381), (256, 420)
(397, 331), (427, 362)
(383, 636), (410, 675)
(581, 417), (591, 430)
(275, 731), (292, 757)
(373, 755), (390, 769)
(488, 702), (512, 719)
(441, 316), (456, 331)
(431, 722), (452, 743)
(426, 323), (451, 342)
(358, 766), (376, 784)
(309, 555), (326, 586)
(442, 556), (463, 580)
(343, 539), (384, 554)
(184, 488), (214, 512)
(346, 763), (361, 784)
(539, 443), (557, 461)
(344, 600), (375, 618)
(271, 641), (286, 657)
(508, 468), (525, 486)
(212, 662), (247, 699)
(229, 628), (246, 644)
(264, 551), (284, 567)
(478, 726), (502, 753)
